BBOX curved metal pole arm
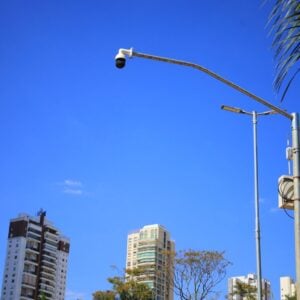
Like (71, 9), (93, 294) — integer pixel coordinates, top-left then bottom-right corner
(131, 50), (292, 120)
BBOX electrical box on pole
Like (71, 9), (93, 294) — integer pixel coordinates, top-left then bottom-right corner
(278, 175), (294, 210)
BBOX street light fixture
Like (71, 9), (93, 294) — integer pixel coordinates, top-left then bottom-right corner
(115, 48), (300, 299)
(221, 105), (245, 114)
(221, 104), (276, 300)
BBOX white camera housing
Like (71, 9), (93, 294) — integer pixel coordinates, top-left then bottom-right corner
(115, 48), (133, 68)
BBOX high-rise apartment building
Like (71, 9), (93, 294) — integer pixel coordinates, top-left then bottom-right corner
(228, 273), (271, 300)
(126, 224), (175, 300)
(280, 276), (296, 299)
(1, 211), (70, 300)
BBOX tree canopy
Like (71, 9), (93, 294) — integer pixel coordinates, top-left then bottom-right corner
(92, 290), (115, 300)
(285, 295), (297, 300)
(93, 268), (154, 300)
(170, 249), (231, 300)
(228, 281), (257, 300)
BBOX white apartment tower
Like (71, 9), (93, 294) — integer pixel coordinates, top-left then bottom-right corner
(228, 274), (271, 300)
(126, 224), (175, 300)
(280, 276), (296, 299)
(1, 211), (70, 300)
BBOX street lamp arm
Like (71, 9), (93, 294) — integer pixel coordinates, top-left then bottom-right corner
(125, 49), (292, 120)
(221, 105), (277, 117)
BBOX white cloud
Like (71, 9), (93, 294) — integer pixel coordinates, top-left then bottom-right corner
(64, 179), (83, 187)
(59, 179), (84, 196)
(63, 188), (83, 195)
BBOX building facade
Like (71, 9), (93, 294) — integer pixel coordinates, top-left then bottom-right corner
(1, 211), (70, 300)
(228, 274), (271, 300)
(280, 276), (296, 300)
(126, 224), (175, 300)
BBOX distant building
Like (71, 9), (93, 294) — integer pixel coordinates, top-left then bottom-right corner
(126, 224), (175, 300)
(280, 276), (296, 300)
(228, 273), (271, 300)
(1, 211), (70, 300)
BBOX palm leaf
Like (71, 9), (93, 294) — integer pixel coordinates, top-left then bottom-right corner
(279, 67), (300, 101)
(268, 0), (300, 101)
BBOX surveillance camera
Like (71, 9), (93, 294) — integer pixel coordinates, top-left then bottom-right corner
(115, 48), (133, 68)
(115, 53), (126, 69)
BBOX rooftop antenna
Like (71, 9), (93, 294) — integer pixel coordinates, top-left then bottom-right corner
(37, 209), (46, 225)
(37, 208), (45, 216)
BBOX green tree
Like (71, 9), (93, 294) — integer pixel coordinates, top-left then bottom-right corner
(93, 268), (154, 300)
(92, 290), (115, 300)
(169, 250), (231, 300)
(268, 0), (300, 100)
(108, 273), (154, 300)
(228, 281), (257, 300)
(39, 293), (47, 300)
(285, 295), (297, 300)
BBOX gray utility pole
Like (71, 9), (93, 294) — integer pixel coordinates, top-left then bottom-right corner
(221, 106), (276, 300)
(252, 110), (263, 300)
(115, 48), (300, 299)
(293, 113), (300, 300)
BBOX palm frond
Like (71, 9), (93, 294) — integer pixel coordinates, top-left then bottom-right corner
(268, 0), (300, 100)
(279, 67), (300, 101)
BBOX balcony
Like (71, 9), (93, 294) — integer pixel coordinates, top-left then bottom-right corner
(44, 230), (58, 240)
(40, 281), (55, 291)
(43, 251), (57, 261)
(22, 279), (36, 289)
(27, 232), (41, 241)
(42, 256), (56, 265)
(20, 286), (35, 299)
(26, 247), (40, 255)
(26, 238), (40, 247)
(43, 242), (57, 252)
(24, 253), (38, 264)
(40, 270), (56, 281)
(21, 282), (36, 290)
(41, 260), (56, 271)
(27, 226), (42, 236)
(39, 286), (54, 300)
(40, 278), (55, 289)
(41, 264), (56, 274)
(23, 264), (37, 276)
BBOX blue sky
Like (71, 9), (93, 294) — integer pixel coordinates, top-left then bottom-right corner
(1, 1), (300, 299)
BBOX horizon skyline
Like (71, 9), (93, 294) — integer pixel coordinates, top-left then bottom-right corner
(0, 210), (294, 299)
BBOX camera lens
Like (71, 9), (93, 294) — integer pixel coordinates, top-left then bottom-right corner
(116, 58), (126, 68)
